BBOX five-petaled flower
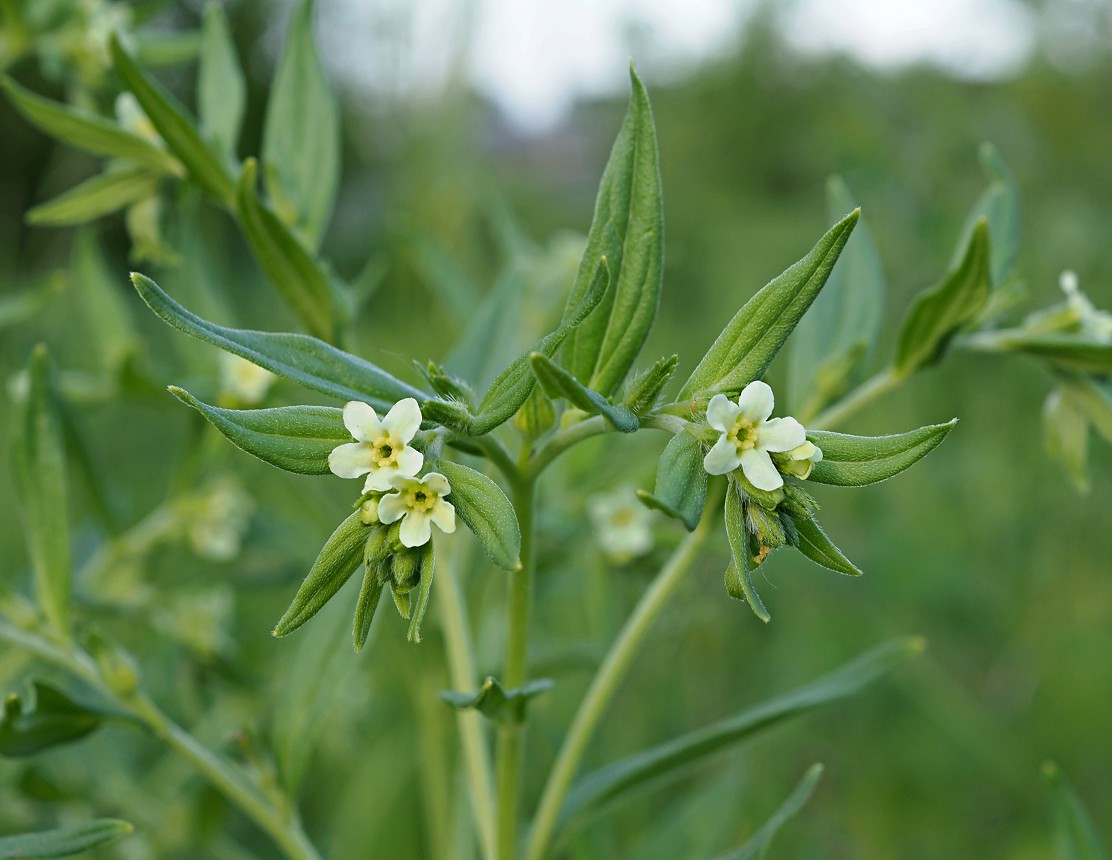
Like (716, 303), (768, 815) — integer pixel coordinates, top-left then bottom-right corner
(329, 399), (424, 492)
(588, 487), (654, 564)
(378, 472), (457, 548)
(783, 440), (823, 480)
(703, 381), (806, 491)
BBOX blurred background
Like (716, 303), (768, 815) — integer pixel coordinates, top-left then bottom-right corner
(1, 0), (1110, 857)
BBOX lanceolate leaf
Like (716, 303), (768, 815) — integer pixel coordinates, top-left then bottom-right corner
(170, 388), (348, 474)
(563, 66), (663, 397)
(0, 681), (106, 757)
(956, 143), (1020, 287)
(26, 168), (160, 226)
(557, 637), (925, 831)
(529, 353), (639, 432)
(435, 460), (521, 571)
(807, 420), (957, 487)
(637, 430), (707, 531)
(198, 2), (246, 157)
(1043, 761), (1109, 860)
(713, 764), (824, 860)
(789, 515), (861, 576)
(0, 820), (133, 858)
(680, 210), (860, 400)
(132, 274), (425, 410)
(724, 482), (770, 623)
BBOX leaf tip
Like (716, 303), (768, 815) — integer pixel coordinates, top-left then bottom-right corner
(907, 635), (929, 655)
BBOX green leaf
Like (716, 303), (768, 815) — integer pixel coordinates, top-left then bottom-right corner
(72, 230), (138, 372)
(529, 353), (639, 432)
(0, 681), (105, 756)
(789, 515), (861, 576)
(680, 210), (860, 400)
(26, 167), (160, 226)
(262, 0), (340, 249)
(807, 420), (957, 487)
(198, 2), (245, 157)
(789, 178), (885, 420)
(131, 273), (425, 410)
(1068, 377), (1112, 445)
(234, 159), (334, 340)
(623, 354), (679, 414)
(12, 346), (71, 638)
(724, 481), (770, 623)
(894, 220), (991, 376)
(985, 332), (1112, 375)
(273, 512), (371, 637)
(435, 460), (521, 571)
(558, 637), (924, 831)
(406, 544), (436, 644)
(1, 76), (181, 176)
(1044, 387), (1091, 493)
(0, 819), (133, 858)
(636, 430), (707, 531)
(352, 566), (385, 653)
(1043, 761), (1108, 860)
(109, 34), (234, 206)
(957, 143), (1020, 287)
(169, 388), (348, 474)
(439, 676), (554, 725)
(713, 764), (823, 860)
(562, 66), (663, 397)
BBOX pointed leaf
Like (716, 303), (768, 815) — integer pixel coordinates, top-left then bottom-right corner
(789, 515), (861, 576)
(26, 167), (160, 226)
(982, 332), (1112, 375)
(435, 460), (521, 571)
(529, 353), (639, 432)
(72, 230), (138, 371)
(724, 481), (770, 622)
(353, 566), (385, 652)
(713, 764), (823, 860)
(1044, 761), (1108, 860)
(623, 354), (679, 414)
(807, 420), (957, 487)
(957, 143), (1020, 286)
(637, 430), (706, 531)
(439, 676), (554, 725)
(0, 819), (133, 858)
(0, 681), (106, 757)
(198, 2), (245, 156)
(406, 544), (436, 643)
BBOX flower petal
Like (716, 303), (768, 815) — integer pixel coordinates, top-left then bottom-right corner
(363, 467), (398, 493)
(421, 472), (451, 496)
(736, 380), (775, 423)
(399, 511), (432, 547)
(328, 442), (374, 478)
(703, 434), (742, 475)
(377, 492), (408, 524)
(758, 416), (806, 452)
(706, 393), (740, 432)
(343, 401), (381, 442)
(394, 446), (424, 479)
(811, 444), (823, 464)
(740, 448), (783, 491)
(382, 397), (422, 442)
(429, 500), (456, 534)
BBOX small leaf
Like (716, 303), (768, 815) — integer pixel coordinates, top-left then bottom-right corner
(273, 512), (371, 637)
(1043, 761), (1108, 860)
(0, 819), (133, 858)
(439, 676), (554, 725)
(724, 481), (770, 623)
(637, 430), (707, 531)
(198, 2), (246, 157)
(807, 420), (957, 487)
(109, 34), (234, 206)
(1, 76), (181, 176)
(623, 354), (679, 414)
(234, 159), (334, 340)
(529, 353), (639, 432)
(170, 388), (348, 474)
(406, 544), (436, 644)
(713, 764), (823, 860)
(957, 143), (1020, 287)
(1044, 387), (1091, 493)
(13, 346), (71, 638)
(680, 210), (860, 400)
(131, 273), (425, 410)
(788, 515), (861, 576)
(262, 0), (340, 249)
(894, 220), (991, 376)
(1068, 376), (1112, 445)
(0, 681), (105, 757)
(352, 566), (385, 652)
(562, 66), (664, 397)
(435, 460), (521, 571)
(26, 167), (160, 226)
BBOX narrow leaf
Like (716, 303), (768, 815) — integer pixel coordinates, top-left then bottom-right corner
(529, 353), (639, 432)
(353, 566), (385, 652)
(957, 143), (1020, 286)
(789, 515), (861, 576)
(1043, 761), (1108, 860)
(0, 681), (104, 757)
(198, 2), (245, 156)
(807, 420), (957, 487)
(637, 430), (706, 531)
(984, 332), (1112, 375)
(0, 820), (133, 858)
(72, 230), (138, 372)
(439, 677), (554, 725)
(435, 460), (521, 571)
(724, 481), (770, 622)
(713, 764), (823, 860)
(623, 354), (679, 414)
(26, 168), (160, 226)
(406, 544), (436, 643)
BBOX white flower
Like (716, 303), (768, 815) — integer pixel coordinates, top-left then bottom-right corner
(219, 353), (276, 404)
(186, 480), (254, 562)
(1060, 270), (1112, 343)
(329, 399), (424, 493)
(377, 472), (456, 548)
(588, 488), (654, 564)
(783, 441), (823, 480)
(702, 381), (806, 491)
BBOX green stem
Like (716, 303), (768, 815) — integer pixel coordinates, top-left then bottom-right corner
(522, 489), (720, 860)
(808, 367), (900, 431)
(0, 621), (322, 860)
(525, 414), (678, 481)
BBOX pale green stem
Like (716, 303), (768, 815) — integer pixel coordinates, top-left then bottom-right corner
(0, 621), (322, 860)
(521, 489), (721, 860)
(438, 547), (498, 860)
(525, 414), (679, 481)
(808, 367), (901, 431)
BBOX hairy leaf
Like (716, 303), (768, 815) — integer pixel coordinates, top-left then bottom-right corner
(724, 481), (770, 622)
(529, 353), (639, 432)
(807, 420), (957, 486)
(435, 460), (521, 571)
(789, 515), (861, 576)
(637, 430), (707, 531)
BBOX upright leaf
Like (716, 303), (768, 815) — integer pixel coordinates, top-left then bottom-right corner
(713, 764), (824, 860)
(956, 143), (1020, 287)
(807, 420), (957, 487)
(724, 482), (770, 623)
(198, 2), (246, 157)
(73, 230), (139, 371)
(1043, 762), (1108, 860)
(0, 820), (133, 858)
(562, 66), (663, 397)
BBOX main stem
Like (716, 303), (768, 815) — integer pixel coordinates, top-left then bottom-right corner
(496, 476), (537, 860)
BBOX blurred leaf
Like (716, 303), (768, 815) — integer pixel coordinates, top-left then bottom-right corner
(1, 76), (180, 176)
(1043, 762), (1108, 860)
(198, 2), (245, 157)
(623, 354), (679, 414)
(1044, 388), (1091, 493)
(713, 764), (823, 860)
(0, 681), (104, 757)
(134, 30), (201, 66)
(26, 167), (160, 226)
(558, 637), (924, 831)
(956, 143), (1020, 287)
(806, 420), (957, 487)
(435, 460), (521, 571)
(788, 515), (861, 576)
(789, 178), (885, 420)
(170, 388), (348, 474)
(439, 676), (553, 725)
(234, 159), (334, 340)
(131, 273), (426, 410)
(983, 332), (1112, 375)
(410, 237), (482, 323)
(109, 34), (234, 206)
(72, 230), (138, 372)
(446, 259), (530, 389)
(529, 353), (639, 432)
(724, 480), (769, 622)
(1068, 376), (1112, 444)
(637, 430), (707, 531)
(680, 210), (859, 400)
(262, 0), (340, 249)
(12, 346), (71, 638)
(0, 819), (133, 858)
(563, 66), (663, 397)
(0, 277), (65, 332)
(894, 220), (991, 376)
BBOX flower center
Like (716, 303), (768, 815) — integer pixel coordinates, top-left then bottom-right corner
(728, 418), (757, 452)
(611, 508), (635, 527)
(407, 489), (437, 512)
(369, 434), (401, 467)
